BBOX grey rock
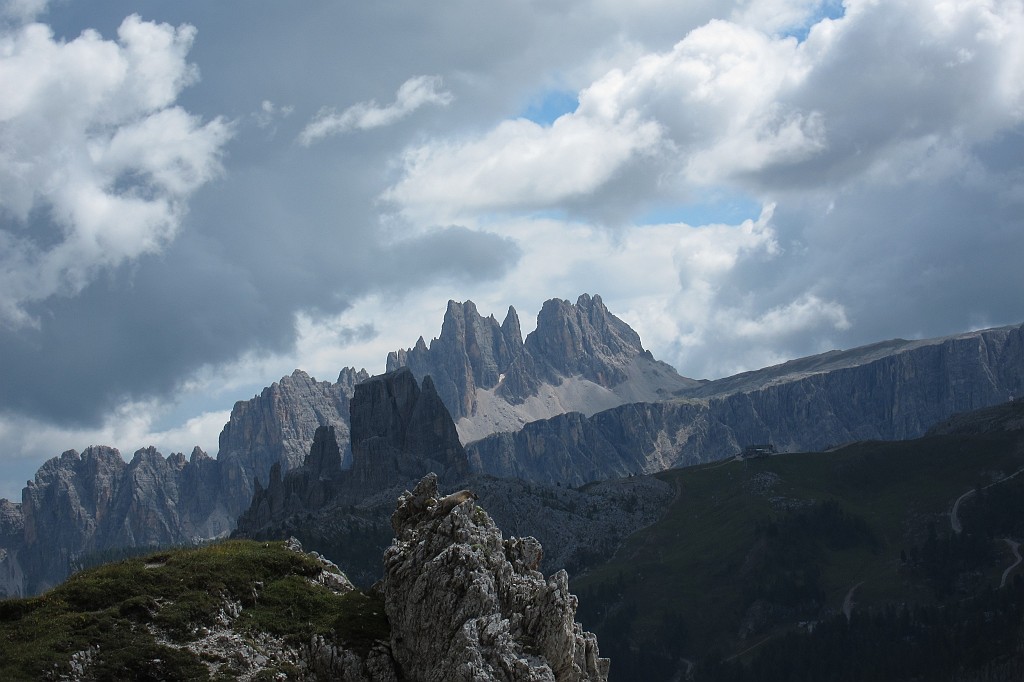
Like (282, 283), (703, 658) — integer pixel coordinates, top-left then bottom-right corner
(386, 301), (531, 421)
(388, 295), (697, 442)
(235, 369), (471, 544)
(467, 323), (1024, 486)
(217, 367), (369, 518)
(525, 294), (642, 387)
(235, 373), (672, 588)
(13, 444), (235, 595)
(382, 473), (609, 681)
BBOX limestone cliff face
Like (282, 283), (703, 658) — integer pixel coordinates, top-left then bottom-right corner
(468, 323), (1024, 485)
(14, 445), (231, 595)
(348, 369), (470, 491)
(525, 294), (642, 388)
(236, 369), (470, 539)
(383, 473), (609, 681)
(388, 295), (697, 442)
(217, 367), (369, 518)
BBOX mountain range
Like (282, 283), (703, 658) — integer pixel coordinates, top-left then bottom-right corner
(1, 294), (1022, 597)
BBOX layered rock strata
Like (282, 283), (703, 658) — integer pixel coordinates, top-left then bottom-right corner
(468, 322), (1024, 485)
(382, 473), (609, 681)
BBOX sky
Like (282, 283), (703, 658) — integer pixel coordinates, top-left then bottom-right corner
(1, 0), (1023, 500)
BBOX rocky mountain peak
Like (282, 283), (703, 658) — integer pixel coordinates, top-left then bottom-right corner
(336, 366), (371, 392)
(235, 369), (472, 542)
(0, 499), (22, 538)
(216, 365), (364, 518)
(383, 473), (609, 681)
(386, 295), (694, 442)
(525, 293), (644, 387)
(501, 305), (522, 342)
(189, 446), (211, 465)
(385, 300), (529, 422)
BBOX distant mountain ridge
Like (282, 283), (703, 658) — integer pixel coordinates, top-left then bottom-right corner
(2, 294), (1023, 598)
(469, 321), (1024, 485)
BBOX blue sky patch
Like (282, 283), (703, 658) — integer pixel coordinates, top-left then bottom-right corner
(783, 0), (846, 42)
(637, 193), (763, 227)
(519, 89), (579, 125)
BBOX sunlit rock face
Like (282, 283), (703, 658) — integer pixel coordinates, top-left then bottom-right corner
(382, 473), (610, 682)
(217, 367), (369, 517)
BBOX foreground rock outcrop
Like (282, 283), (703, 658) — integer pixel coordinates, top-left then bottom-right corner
(383, 473), (609, 681)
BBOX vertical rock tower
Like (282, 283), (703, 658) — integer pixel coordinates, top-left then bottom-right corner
(382, 473), (610, 681)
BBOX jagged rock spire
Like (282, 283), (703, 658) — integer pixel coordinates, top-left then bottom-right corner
(383, 474), (610, 681)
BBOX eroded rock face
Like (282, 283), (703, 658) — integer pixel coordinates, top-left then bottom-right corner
(382, 473), (609, 682)
(14, 445), (234, 595)
(217, 367), (369, 517)
(525, 294), (642, 388)
(387, 301), (532, 420)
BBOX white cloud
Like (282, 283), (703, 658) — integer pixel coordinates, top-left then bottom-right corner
(253, 99), (294, 129)
(0, 14), (232, 327)
(382, 112), (664, 221)
(384, 0), (1024, 222)
(729, 293), (850, 338)
(298, 74), (453, 145)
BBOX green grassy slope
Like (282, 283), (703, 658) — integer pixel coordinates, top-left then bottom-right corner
(573, 403), (1024, 680)
(0, 540), (387, 680)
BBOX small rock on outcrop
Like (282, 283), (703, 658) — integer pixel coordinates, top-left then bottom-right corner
(382, 473), (609, 682)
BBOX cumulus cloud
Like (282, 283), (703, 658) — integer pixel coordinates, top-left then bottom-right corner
(0, 14), (232, 327)
(384, 0), (1024, 220)
(383, 112), (664, 220)
(298, 74), (453, 145)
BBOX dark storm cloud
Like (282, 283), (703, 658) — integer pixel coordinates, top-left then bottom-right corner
(0, 206), (518, 426)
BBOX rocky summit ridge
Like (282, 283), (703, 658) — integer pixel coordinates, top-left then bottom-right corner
(387, 294), (699, 442)
(236, 368), (470, 538)
(468, 320), (1024, 486)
